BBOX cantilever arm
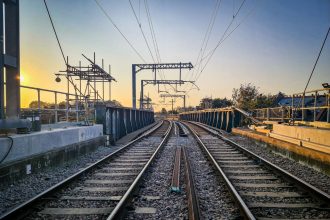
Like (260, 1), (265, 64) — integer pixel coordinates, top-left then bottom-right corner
(190, 82), (200, 90)
(82, 53), (117, 82)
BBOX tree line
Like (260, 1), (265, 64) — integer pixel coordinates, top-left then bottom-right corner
(200, 83), (284, 111)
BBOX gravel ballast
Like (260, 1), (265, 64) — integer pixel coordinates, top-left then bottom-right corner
(185, 129), (241, 219)
(228, 134), (330, 194)
(0, 145), (121, 216)
(126, 133), (188, 219)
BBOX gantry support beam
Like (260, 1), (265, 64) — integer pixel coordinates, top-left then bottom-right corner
(142, 80), (194, 85)
(132, 62), (193, 109)
(140, 80), (194, 109)
(160, 94), (186, 111)
(134, 63), (193, 72)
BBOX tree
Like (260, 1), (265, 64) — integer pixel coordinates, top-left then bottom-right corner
(212, 98), (232, 108)
(111, 100), (123, 107)
(199, 97), (213, 109)
(58, 101), (67, 109)
(104, 100), (123, 107)
(232, 83), (259, 110)
(168, 110), (178, 114)
(29, 101), (51, 109)
(232, 83), (284, 110)
(255, 94), (275, 108)
(160, 108), (167, 115)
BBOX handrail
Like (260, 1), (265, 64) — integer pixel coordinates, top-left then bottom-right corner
(4, 83), (88, 123)
(233, 107), (261, 124)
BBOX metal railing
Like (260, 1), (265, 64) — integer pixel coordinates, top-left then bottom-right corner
(18, 84), (89, 124)
(252, 88), (330, 123)
(252, 106), (291, 121)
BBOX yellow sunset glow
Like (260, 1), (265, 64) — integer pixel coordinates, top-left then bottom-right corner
(20, 75), (25, 83)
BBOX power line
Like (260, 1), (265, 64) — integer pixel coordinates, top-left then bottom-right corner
(197, 10), (250, 81)
(197, 0), (222, 74)
(94, 0), (146, 63)
(291, 26), (330, 123)
(303, 26), (330, 95)
(190, 0), (222, 81)
(129, 0), (156, 62)
(145, 0), (161, 63)
(144, 0), (170, 92)
(194, 0), (247, 82)
(186, 0), (255, 95)
(183, 0), (222, 93)
(43, 0), (67, 65)
(198, 0), (246, 72)
(144, 0), (165, 87)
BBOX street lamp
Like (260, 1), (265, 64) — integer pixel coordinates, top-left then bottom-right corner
(322, 83), (329, 88)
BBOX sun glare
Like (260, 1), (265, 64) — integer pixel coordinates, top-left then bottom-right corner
(19, 71), (27, 84)
(20, 75), (25, 83)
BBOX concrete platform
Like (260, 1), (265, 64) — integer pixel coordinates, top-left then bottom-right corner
(0, 124), (104, 164)
(232, 127), (330, 164)
(0, 124), (105, 183)
(272, 124), (330, 147)
(0, 119), (158, 184)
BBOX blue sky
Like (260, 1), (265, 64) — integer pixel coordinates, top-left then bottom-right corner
(20, 0), (330, 109)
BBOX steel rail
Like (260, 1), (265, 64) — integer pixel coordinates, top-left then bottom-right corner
(187, 120), (330, 202)
(107, 120), (173, 219)
(171, 146), (182, 192)
(0, 120), (165, 220)
(182, 144), (202, 220)
(182, 121), (256, 220)
(175, 121), (188, 137)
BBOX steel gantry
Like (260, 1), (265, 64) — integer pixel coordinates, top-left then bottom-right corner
(132, 62), (193, 109)
(56, 53), (116, 106)
(160, 94), (186, 111)
(140, 80), (196, 109)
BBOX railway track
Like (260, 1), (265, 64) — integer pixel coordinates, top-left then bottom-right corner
(172, 122), (201, 219)
(0, 120), (172, 220)
(125, 121), (201, 219)
(182, 121), (330, 220)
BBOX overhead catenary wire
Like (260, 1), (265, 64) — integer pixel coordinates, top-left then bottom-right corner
(145, 0), (161, 65)
(193, 0), (248, 83)
(291, 26), (330, 122)
(302, 26), (330, 97)
(186, 0), (255, 96)
(43, 0), (81, 97)
(144, 0), (173, 93)
(129, 0), (156, 63)
(196, 0), (222, 77)
(144, 1), (164, 77)
(43, 0), (67, 65)
(190, 0), (222, 81)
(94, 0), (146, 63)
(182, 0), (222, 93)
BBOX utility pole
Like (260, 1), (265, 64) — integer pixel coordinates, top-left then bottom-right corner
(109, 65), (112, 101)
(0, 0), (31, 132)
(1, 0), (20, 119)
(171, 99), (174, 114)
